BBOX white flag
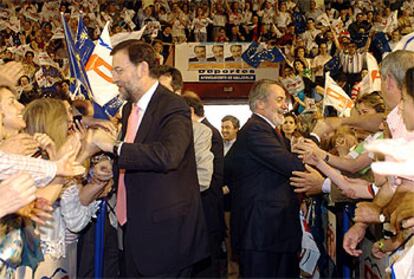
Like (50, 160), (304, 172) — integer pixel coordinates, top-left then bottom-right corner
(393, 31), (414, 52)
(366, 52), (381, 92)
(316, 13), (331, 27)
(323, 72), (354, 117)
(383, 10), (398, 34)
(110, 24), (147, 47)
(351, 74), (370, 99)
(85, 22), (119, 107)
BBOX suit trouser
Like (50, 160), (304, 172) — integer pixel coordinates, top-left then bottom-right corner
(122, 239), (193, 278)
(77, 214), (120, 278)
(239, 249), (300, 278)
(191, 231), (224, 277)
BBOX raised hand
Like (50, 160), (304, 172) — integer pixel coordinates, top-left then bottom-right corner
(365, 139), (414, 177)
(343, 222), (367, 257)
(354, 201), (382, 223)
(290, 164), (324, 196)
(55, 147), (86, 177)
(0, 133), (39, 156)
(33, 133), (56, 159)
(91, 128), (117, 153)
(0, 172), (36, 218)
(82, 116), (117, 135)
(339, 176), (373, 200)
(0, 61), (24, 85)
(92, 159), (113, 182)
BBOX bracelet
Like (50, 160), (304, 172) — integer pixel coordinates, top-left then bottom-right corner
(367, 183), (375, 197)
(377, 239), (385, 253)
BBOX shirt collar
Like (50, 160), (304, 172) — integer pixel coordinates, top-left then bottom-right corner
(197, 116), (206, 123)
(254, 112), (276, 129)
(136, 81), (159, 112)
(224, 138), (236, 145)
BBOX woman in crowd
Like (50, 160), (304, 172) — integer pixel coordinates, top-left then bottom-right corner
(16, 98), (111, 279)
(17, 75), (39, 105)
(282, 111), (301, 143)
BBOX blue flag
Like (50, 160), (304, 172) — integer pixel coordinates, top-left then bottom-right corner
(242, 41), (285, 68)
(61, 13), (92, 100)
(371, 32), (391, 62)
(324, 55), (342, 77)
(293, 11), (306, 34)
(76, 14), (95, 66)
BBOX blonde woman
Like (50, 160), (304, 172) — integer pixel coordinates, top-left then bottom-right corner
(17, 98), (110, 279)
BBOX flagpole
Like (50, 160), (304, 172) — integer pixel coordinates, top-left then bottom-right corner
(322, 72), (328, 116)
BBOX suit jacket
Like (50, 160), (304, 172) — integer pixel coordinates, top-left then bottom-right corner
(189, 57), (205, 62)
(115, 85), (209, 276)
(225, 114), (305, 253)
(192, 121), (213, 192)
(201, 118), (225, 238)
(207, 57), (223, 62)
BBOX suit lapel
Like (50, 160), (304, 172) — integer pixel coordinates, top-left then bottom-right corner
(252, 114), (287, 149)
(120, 103), (132, 140)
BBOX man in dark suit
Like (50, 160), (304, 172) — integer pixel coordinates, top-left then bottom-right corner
(182, 92), (226, 277)
(225, 79), (305, 278)
(96, 40), (209, 277)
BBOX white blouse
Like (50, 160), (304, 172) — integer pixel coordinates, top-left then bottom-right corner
(39, 183), (99, 259)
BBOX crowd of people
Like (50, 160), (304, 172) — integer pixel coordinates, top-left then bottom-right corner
(1, 0), (414, 279)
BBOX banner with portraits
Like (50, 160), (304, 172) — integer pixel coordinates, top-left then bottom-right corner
(175, 43), (280, 82)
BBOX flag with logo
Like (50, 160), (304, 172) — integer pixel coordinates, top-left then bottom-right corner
(61, 13), (92, 100)
(323, 55), (342, 77)
(241, 41), (285, 68)
(323, 72), (354, 117)
(85, 22), (123, 117)
(371, 32), (391, 62)
(76, 14), (95, 66)
(393, 31), (414, 51)
(366, 52), (381, 92)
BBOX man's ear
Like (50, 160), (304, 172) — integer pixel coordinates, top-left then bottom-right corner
(137, 61), (150, 77)
(256, 99), (265, 110)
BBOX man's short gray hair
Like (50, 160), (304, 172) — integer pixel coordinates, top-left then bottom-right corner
(248, 79), (287, 111)
(381, 50), (414, 89)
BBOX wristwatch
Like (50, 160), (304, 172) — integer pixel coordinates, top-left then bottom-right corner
(113, 140), (123, 156)
(379, 213), (386, 223)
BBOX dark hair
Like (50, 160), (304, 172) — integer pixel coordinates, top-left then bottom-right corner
(182, 92), (204, 117)
(18, 75), (31, 86)
(110, 40), (158, 78)
(293, 59), (306, 74)
(156, 65), (183, 92)
(405, 67), (414, 100)
(221, 115), (240, 129)
(283, 111), (298, 124)
(294, 46), (305, 58)
(25, 51), (34, 58)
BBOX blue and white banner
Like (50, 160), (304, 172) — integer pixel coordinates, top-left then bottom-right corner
(85, 22), (123, 116)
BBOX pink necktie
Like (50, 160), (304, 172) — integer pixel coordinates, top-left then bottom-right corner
(116, 104), (140, 226)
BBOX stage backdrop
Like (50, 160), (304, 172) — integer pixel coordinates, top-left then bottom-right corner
(175, 43), (279, 82)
